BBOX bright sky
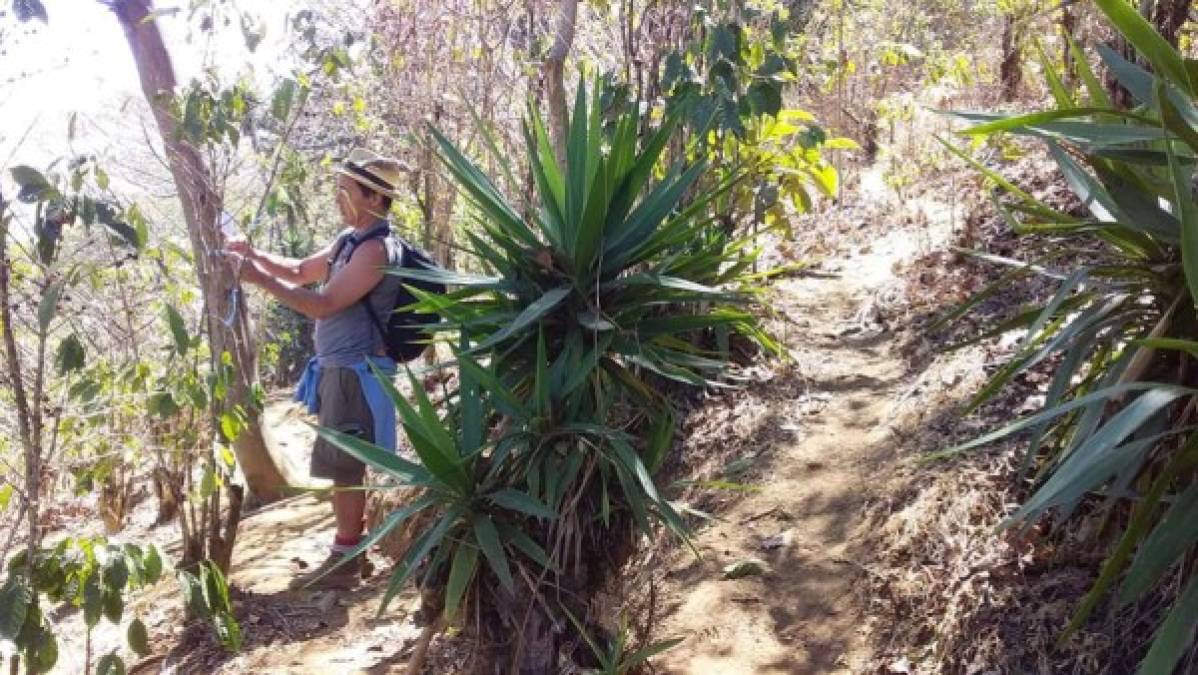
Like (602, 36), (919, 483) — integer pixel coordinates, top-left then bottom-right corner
(0, 1), (302, 176)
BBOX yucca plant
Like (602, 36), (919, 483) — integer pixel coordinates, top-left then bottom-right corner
(319, 80), (775, 671)
(938, 2), (1198, 672)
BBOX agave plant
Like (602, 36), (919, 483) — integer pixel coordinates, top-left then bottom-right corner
(414, 80), (777, 400)
(938, 2), (1198, 672)
(318, 80), (775, 669)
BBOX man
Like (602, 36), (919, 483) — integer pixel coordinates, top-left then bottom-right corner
(226, 148), (407, 589)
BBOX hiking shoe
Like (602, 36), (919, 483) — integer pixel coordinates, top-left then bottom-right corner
(289, 550), (367, 590)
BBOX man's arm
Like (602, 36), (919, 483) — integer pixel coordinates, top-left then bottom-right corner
(226, 238), (333, 286)
(239, 239), (387, 320)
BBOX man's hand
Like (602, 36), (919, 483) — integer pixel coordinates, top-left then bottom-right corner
(222, 251), (265, 286)
(238, 258), (269, 286)
(223, 235), (253, 257)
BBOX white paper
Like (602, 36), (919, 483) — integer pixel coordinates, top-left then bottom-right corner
(220, 211), (241, 239)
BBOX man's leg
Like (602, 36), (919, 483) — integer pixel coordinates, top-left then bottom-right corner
(332, 488), (366, 542)
(294, 368), (373, 589)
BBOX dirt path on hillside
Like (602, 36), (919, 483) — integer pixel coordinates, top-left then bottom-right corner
(652, 195), (957, 674)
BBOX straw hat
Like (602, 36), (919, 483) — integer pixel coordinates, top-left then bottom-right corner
(336, 148), (409, 200)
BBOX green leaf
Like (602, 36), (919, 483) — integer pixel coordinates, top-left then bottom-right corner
(1162, 96), (1198, 310)
(430, 126), (539, 248)
(1094, 0), (1193, 94)
(0, 577), (31, 638)
(219, 412), (241, 443)
(928, 383), (1196, 460)
(644, 409), (675, 474)
(378, 507), (459, 616)
(101, 587), (124, 624)
(708, 23), (740, 63)
(487, 489), (556, 519)
(1011, 430), (1170, 526)
(1034, 39), (1073, 108)
(444, 543), (478, 621)
(10, 165), (53, 202)
(472, 515), (513, 593)
(1120, 480), (1198, 604)
(97, 653), (126, 675)
(1136, 576), (1198, 675)
(32, 627), (57, 672)
(495, 522), (555, 571)
(610, 437), (660, 502)
(104, 555), (130, 592)
(1135, 337), (1198, 358)
(142, 546), (162, 584)
(953, 109), (1159, 143)
(747, 81), (783, 118)
(201, 563), (231, 614)
(271, 78), (298, 121)
(534, 328), (549, 418)
(470, 286), (572, 354)
(56, 334), (86, 375)
(38, 280), (64, 332)
(213, 611), (242, 652)
(83, 577), (104, 628)
(312, 425), (432, 486)
(1045, 141), (1123, 223)
(125, 203), (149, 250)
(147, 391), (179, 418)
(164, 304), (189, 356)
(935, 137), (1067, 222)
(1067, 34), (1112, 108)
(0, 483), (13, 511)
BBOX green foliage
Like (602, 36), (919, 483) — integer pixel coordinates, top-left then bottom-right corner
(656, 2), (852, 232)
(8, 161), (146, 267)
(176, 561), (242, 652)
(315, 81), (770, 657)
(564, 608), (684, 675)
(2, 538), (163, 673)
(168, 77), (257, 148)
(940, 7), (1198, 673)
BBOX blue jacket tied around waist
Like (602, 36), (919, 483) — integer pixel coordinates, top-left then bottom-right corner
(294, 356), (398, 453)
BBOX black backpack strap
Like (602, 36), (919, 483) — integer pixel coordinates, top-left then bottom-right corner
(351, 225), (396, 352)
(323, 224), (395, 352)
(326, 230), (354, 282)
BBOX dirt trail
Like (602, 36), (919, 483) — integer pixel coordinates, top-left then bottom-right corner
(654, 194), (955, 674)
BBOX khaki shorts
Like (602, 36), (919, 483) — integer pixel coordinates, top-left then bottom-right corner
(311, 367), (373, 486)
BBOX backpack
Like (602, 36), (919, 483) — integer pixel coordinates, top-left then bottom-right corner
(330, 225), (445, 362)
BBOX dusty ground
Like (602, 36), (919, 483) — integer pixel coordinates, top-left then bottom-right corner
(640, 177), (967, 674)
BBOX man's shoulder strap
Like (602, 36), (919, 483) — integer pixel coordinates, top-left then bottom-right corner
(329, 224), (392, 266)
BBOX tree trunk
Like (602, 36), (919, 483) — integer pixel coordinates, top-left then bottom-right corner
(110, 0), (290, 503)
(1059, 3), (1078, 89)
(0, 203), (42, 581)
(543, 0), (578, 168)
(999, 15), (1021, 101)
(1152, 0), (1192, 47)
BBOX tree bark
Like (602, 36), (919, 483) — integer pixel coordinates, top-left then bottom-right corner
(1151, 0), (1192, 47)
(110, 0), (290, 502)
(0, 202), (41, 581)
(543, 0), (578, 168)
(999, 15), (1021, 102)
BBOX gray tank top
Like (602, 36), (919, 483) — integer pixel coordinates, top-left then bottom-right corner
(313, 222), (405, 367)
